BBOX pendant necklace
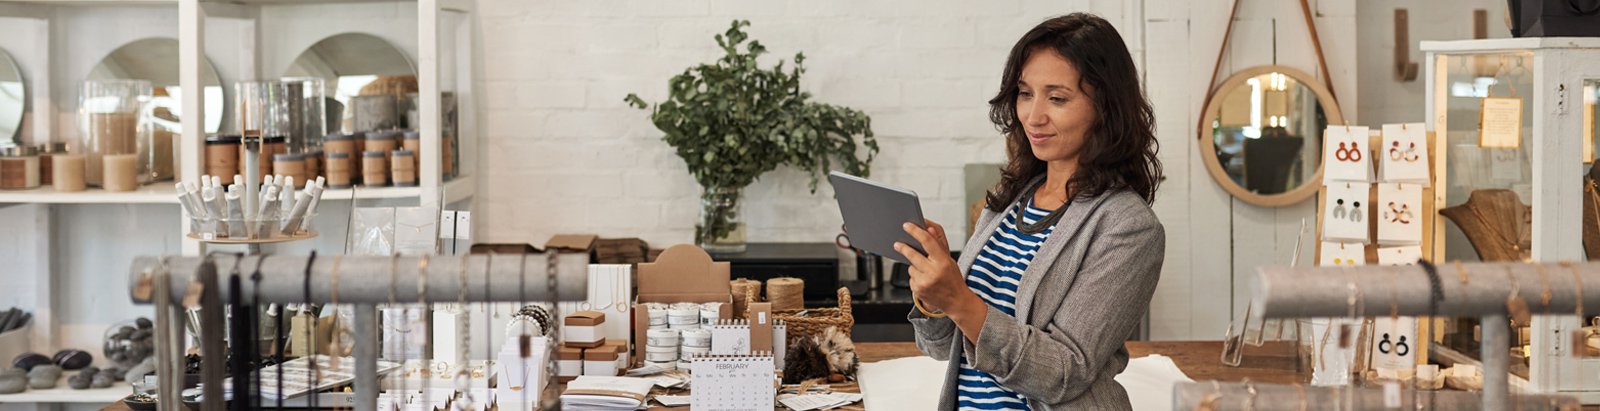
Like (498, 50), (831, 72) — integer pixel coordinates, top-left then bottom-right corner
(1015, 175), (1069, 235)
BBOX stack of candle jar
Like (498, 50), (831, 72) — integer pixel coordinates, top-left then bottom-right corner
(643, 303), (677, 369)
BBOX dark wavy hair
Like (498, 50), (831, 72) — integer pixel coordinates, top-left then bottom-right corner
(984, 13), (1162, 212)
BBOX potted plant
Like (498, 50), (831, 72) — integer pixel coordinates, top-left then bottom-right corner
(626, 20), (877, 253)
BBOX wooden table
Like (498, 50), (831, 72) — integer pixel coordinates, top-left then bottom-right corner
(99, 340), (1300, 410)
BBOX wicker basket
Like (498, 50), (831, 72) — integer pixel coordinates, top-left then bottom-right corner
(743, 286), (853, 340)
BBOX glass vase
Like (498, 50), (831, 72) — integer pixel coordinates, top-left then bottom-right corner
(78, 79), (152, 191)
(698, 186), (747, 254)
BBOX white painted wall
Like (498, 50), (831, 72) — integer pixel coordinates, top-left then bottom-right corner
(1355, 0), (1510, 127)
(471, 0), (1360, 340)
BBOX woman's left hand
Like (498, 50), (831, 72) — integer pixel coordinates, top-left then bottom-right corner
(895, 219), (978, 315)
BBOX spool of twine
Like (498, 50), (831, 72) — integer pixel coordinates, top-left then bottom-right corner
(766, 277), (805, 311)
(730, 278), (761, 314)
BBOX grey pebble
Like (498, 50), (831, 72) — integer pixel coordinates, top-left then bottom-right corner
(89, 373), (112, 388)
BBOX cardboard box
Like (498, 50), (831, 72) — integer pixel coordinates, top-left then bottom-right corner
(546, 234), (598, 262)
(631, 244), (734, 366)
(582, 344), (624, 376)
(557, 346), (584, 382)
(563, 311), (606, 346)
(602, 339), (629, 368)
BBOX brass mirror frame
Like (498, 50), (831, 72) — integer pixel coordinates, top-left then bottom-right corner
(1198, 65), (1344, 207)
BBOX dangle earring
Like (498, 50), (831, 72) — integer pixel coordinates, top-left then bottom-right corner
(1348, 141), (1363, 162)
(1403, 143), (1421, 162)
(1335, 142), (1352, 162)
(1396, 336), (1410, 357)
(1332, 199), (1347, 220)
(1389, 141), (1404, 161)
(1378, 333), (1393, 354)
(1349, 201), (1364, 223)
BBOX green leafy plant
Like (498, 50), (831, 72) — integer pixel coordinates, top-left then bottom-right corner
(625, 20), (877, 244)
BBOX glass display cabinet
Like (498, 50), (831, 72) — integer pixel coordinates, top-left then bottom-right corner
(1424, 37), (1600, 402)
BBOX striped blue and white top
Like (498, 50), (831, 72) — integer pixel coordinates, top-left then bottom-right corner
(956, 200), (1055, 411)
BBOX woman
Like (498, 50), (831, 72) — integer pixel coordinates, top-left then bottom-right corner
(897, 13), (1165, 410)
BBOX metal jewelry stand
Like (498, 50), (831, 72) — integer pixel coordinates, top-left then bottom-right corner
(128, 254), (589, 410)
(1240, 261), (1600, 411)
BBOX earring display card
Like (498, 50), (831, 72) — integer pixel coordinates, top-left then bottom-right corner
(1376, 184), (1423, 245)
(1379, 123), (1429, 184)
(1376, 246), (1423, 266)
(1479, 97), (1523, 149)
(1322, 183), (1371, 242)
(1370, 317), (1418, 371)
(1319, 242), (1366, 266)
(1323, 125), (1373, 182)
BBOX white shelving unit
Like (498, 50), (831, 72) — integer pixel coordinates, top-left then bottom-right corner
(0, 0), (479, 406)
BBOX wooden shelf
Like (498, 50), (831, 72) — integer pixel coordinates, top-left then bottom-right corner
(0, 176), (471, 205)
(0, 184), (180, 204)
(317, 175), (475, 204)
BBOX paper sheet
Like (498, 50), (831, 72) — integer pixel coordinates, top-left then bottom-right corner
(858, 355), (1192, 411)
(858, 356), (946, 411)
(1113, 355), (1194, 411)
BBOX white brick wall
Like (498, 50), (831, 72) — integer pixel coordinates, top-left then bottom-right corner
(474, 0), (1088, 248)
(474, 0), (1362, 340)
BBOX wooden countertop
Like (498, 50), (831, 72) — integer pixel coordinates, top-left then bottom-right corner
(99, 340), (1300, 410)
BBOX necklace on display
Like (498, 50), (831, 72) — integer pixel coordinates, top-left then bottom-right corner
(1466, 204), (1526, 255)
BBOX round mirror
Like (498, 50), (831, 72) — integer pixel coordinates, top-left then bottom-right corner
(88, 38), (225, 134)
(1200, 65), (1343, 206)
(283, 33), (415, 134)
(0, 46), (24, 146)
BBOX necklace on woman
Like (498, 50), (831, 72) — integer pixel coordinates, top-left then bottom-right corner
(1015, 176), (1070, 235)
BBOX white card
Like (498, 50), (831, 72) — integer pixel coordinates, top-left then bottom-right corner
(1323, 183), (1371, 242)
(1319, 242), (1365, 266)
(1323, 126), (1372, 182)
(1479, 97), (1523, 148)
(1371, 317), (1418, 371)
(1490, 148), (1522, 183)
(1377, 246), (1423, 266)
(1379, 123), (1429, 184)
(1376, 184), (1423, 245)
(394, 206), (439, 255)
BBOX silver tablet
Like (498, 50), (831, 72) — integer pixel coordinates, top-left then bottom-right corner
(829, 171), (927, 264)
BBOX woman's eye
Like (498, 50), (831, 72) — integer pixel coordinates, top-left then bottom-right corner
(1050, 96), (1067, 103)
(1018, 91), (1032, 98)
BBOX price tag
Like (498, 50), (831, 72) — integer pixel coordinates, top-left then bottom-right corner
(1479, 97), (1523, 148)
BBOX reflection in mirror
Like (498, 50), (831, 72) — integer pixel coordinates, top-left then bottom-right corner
(0, 47), (23, 147)
(284, 33), (416, 134)
(88, 38), (224, 181)
(1209, 71), (1329, 195)
(88, 38), (224, 134)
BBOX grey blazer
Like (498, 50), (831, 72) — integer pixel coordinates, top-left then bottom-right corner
(908, 187), (1165, 410)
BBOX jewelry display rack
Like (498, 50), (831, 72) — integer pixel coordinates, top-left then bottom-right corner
(1171, 381), (1577, 410)
(126, 254), (590, 410)
(1245, 261), (1600, 411)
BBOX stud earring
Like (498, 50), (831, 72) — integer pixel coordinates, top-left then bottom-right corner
(1349, 201), (1364, 222)
(1332, 199), (1347, 219)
